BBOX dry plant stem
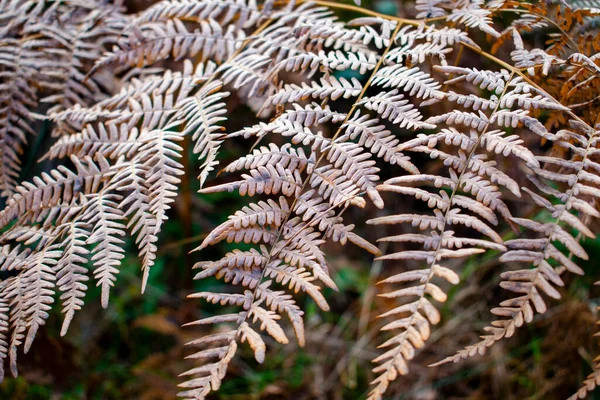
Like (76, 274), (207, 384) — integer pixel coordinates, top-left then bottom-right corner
(566, 75), (597, 102)
(324, 322), (381, 392)
(181, 134), (194, 284)
(307, 0), (421, 26)
(570, 93), (600, 109)
(162, 233), (209, 252)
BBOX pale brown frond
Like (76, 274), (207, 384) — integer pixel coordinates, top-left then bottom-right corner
(2, 1), (600, 398)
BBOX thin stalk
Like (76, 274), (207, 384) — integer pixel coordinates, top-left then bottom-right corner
(309, 0), (421, 26)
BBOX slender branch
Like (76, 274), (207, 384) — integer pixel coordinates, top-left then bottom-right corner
(308, 0), (421, 26)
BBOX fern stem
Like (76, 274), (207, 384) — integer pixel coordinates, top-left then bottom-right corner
(307, 0), (421, 26)
(358, 241), (388, 337)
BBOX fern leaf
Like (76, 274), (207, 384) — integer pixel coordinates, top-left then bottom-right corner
(138, 125), (185, 235)
(139, 0), (263, 29)
(0, 155), (111, 229)
(360, 90), (436, 130)
(372, 65), (444, 100)
(175, 80), (228, 187)
(199, 198), (289, 249)
(54, 221), (91, 336)
(82, 191), (126, 309)
(447, 7), (500, 38)
(268, 76), (362, 106)
(223, 143), (314, 174)
(94, 18), (244, 71)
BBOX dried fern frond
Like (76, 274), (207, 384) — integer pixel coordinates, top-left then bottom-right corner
(2, 0), (600, 399)
(435, 121), (600, 366)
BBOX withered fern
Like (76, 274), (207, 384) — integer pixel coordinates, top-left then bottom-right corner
(1, 0), (600, 398)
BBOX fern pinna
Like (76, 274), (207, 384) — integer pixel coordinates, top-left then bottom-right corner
(1, 0), (600, 398)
